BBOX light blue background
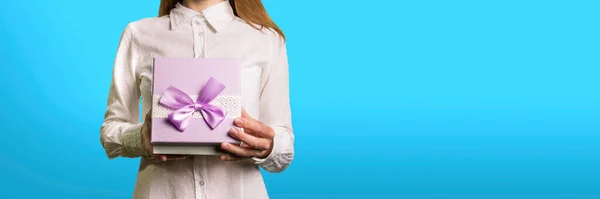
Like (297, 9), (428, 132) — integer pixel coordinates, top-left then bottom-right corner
(0, 0), (599, 198)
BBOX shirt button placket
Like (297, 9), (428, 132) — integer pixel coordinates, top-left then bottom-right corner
(193, 156), (206, 199)
(192, 16), (206, 58)
(191, 17), (207, 198)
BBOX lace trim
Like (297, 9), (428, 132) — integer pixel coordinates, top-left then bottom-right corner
(152, 95), (241, 119)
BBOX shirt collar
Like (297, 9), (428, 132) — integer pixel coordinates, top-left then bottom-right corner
(170, 1), (235, 32)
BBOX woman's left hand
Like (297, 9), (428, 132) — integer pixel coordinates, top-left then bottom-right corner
(220, 109), (275, 161)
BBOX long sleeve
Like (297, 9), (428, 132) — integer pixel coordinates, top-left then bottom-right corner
(252, 33), (295, 173)
(100, 24), (146, 159)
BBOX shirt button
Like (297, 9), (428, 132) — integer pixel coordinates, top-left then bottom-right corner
(198, 181), (205, 186)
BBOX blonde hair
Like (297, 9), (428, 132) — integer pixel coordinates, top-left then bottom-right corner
(159, 0), (285, 40)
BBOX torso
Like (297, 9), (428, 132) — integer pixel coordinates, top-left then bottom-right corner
(125, 7), (278, 199)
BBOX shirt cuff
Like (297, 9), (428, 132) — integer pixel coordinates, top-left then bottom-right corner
(121, 123), (146, 158)
(252, 126), (281, 165)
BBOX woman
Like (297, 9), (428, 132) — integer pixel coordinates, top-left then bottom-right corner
(99, 0), (294, 198)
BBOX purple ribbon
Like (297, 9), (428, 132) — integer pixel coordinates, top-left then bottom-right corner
(159, 77), (227, 132)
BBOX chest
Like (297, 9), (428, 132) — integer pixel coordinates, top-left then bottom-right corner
(135, 26), (270, 110)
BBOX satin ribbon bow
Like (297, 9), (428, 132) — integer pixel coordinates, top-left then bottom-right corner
(159, 77), (227, 132)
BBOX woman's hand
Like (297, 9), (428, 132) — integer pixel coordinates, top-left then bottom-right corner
(141, 112), (188, 162)
(219, 109), (275, 161)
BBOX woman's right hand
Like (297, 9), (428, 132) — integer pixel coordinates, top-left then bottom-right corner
(142, 111), (188, 162)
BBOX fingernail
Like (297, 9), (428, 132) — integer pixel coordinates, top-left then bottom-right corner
(230, 128), (238, 136)
(219, 156), (226, 160)
(235, 118), (244, 126)
(161, 155), (167, 161)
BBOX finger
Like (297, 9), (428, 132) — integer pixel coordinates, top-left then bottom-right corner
(150, 155), (163, 163)
(236, 109), (261, 136)
(240, 142), (251, 148)
(237, 109), (255, 132)
(220, 143), (262, 157)
(229, 128), (270, 150)
(167, 155), (188, 160)
(156, 155), (188, 161)
(234, 117), (272, 138)
(218, 154), (246, 161)
(241, 108), (250, 118)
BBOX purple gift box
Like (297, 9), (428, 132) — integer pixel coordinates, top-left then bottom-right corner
(151, 58), (241, 155)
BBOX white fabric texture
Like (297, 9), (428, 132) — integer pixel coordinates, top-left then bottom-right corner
(99, 1), (294, 199)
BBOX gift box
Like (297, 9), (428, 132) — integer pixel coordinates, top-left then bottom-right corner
(151, 58), (241, 155)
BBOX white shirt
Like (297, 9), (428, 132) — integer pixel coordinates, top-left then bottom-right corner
(100, 2), (294, 199)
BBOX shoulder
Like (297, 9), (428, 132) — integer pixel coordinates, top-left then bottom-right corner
(229, 17), (286, 46)
(123, 16), (170, 36)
